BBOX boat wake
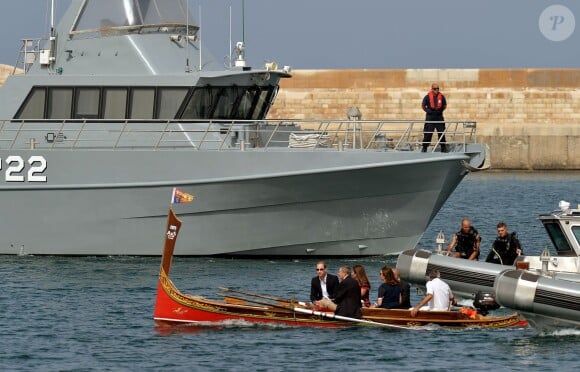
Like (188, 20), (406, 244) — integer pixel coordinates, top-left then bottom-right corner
(191, 319), (297, 329)
(537, 328), (580, 337)
(155, 319), (300, 335)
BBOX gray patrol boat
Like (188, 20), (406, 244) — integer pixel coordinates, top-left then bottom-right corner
(0, 0), (488, 256)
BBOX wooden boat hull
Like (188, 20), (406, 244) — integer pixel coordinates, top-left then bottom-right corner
(154, 271), (351, 328)
(362, 308), (524, 328)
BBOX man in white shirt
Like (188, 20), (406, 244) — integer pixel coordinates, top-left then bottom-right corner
(410, 269), (456, 317)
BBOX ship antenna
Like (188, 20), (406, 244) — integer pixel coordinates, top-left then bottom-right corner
(229, 5), (232, 68)
(50, 0), (55, 37)
(242, 0), (245, 45)
(198, 4), (202, 71)
(48, 0), (57, 68)
(185, 0), (190, 72)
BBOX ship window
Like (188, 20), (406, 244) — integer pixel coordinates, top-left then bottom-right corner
(103, 88), (128, 119)
(75, 88), (101, 119)
(47, 88), (73, 119)
(130, 88), (155, 119)
(572, 226), (580, 249)
(251, 88), (274, 120)
(74, 0), (189, 31)
(544, 222), (574, 256)
(181, 87), (212, 119)
(158, 88), (188, 119)
(16, 87), (46, 119)
(212, 87), (239, 119)
(234, 88), (258, 119)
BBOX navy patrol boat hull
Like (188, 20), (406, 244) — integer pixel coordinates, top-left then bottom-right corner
(0, 0), (486, 256)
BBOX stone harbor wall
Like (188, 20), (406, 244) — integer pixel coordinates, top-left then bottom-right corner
(0, 64), (21, 85)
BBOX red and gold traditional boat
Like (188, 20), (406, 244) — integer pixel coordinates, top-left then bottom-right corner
(153, 208), (525, 330)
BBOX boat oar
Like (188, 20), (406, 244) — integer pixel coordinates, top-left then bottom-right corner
(216, 293), (412, 330)
(215, 293), (299, 310)
(291, 307), (412, 330)
(218, 287), (294, 303)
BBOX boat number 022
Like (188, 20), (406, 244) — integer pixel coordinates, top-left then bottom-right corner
(1, 156), (47, 182)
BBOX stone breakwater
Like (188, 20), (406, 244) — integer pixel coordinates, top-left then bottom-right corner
(269, 69), (580, 170)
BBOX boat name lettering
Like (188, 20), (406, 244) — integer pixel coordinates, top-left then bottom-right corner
(1, 156), (47, 183)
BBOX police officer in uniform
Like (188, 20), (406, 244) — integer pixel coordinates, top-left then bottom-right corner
(445, 218), (481, 260)
(485, 222), (522, 265)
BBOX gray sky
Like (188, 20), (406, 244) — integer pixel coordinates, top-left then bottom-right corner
(1, 0), (578, 69)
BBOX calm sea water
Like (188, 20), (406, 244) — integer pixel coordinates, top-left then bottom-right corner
(1, 172), (579, 371)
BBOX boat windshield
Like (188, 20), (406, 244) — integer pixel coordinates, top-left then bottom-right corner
(73, 0), (192, 32)
(573, 226), (580, 251)
(543, 221), (575, 256)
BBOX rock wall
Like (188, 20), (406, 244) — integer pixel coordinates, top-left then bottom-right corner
(269, 69), (580, 170)
(0, 64), (20, 85)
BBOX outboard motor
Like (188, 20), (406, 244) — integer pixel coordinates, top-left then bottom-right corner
(473, 291), (500, 316)
(495, 270), (580, 331)
(396, 249), (508, 299)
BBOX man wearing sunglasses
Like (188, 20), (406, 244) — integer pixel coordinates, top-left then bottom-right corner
(421, 83), (447, 153)
(310, 261), (339, 304)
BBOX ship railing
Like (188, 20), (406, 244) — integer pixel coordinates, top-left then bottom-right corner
(0, 118), (478, 152)
(13, 38), (49, 75)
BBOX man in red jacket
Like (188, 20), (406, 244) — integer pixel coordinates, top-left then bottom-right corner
(421, 83), (447, 153)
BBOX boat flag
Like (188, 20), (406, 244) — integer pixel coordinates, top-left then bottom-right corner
(171, 187), (195, 204)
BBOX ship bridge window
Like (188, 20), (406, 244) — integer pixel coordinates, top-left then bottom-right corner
(103, 88), (128, 119)
(212, 87), (240, 119)
(158, 88), (188, 119)
(234, 88), (259, 119)
(74, 0), (192, 32)
(179, 86), (276, 120)
(180, 86), (216, 119)
(252, 88), (275, 120)
(48, 88), (73, 119)
(16, 87), (46, 119)
(75, 88), (101, 119)
(130, 88), (155, 119)
(573, 226), (580, 248)
(14, 85), (276, 121)
(544, 221), (574, 256)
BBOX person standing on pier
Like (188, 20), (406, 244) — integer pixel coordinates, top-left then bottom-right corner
(421, 83), (447, 153)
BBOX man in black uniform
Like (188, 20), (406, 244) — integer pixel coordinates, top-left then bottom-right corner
(445, 218), (481, 260)
(421, 83), (447, 153)
(486, 222), (523, 265)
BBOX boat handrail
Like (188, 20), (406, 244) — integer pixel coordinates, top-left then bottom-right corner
(13, 38), (48, 75)
(0, 118), (478, 152)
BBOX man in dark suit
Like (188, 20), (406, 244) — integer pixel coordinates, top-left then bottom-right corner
(310, 261), (339, 303)
(333, 266), (362, 319)
(314, 266), (363, 319)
